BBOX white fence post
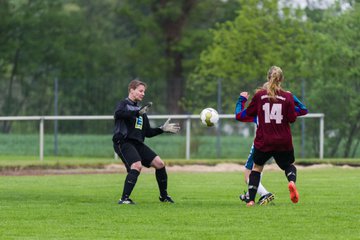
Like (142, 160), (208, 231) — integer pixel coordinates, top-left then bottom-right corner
(320, 115), (324, 159)
(39, 117), (44, 161)
(185, 117), (191, 160)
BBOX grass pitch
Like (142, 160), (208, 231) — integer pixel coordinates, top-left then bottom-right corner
(0, 167), (359, 240)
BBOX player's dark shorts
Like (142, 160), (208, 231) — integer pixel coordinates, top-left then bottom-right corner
(253, 147), (295, 170)
(113, 140), (157, 172)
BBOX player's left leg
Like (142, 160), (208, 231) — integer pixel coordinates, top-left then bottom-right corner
(247, 169), (261, 206)
(151, 156), (174, 203)
(247, 148), (270, 206)
(242, 146), (274, 205)
(140, 144), (175, 203)
(247, 162), (265, 206)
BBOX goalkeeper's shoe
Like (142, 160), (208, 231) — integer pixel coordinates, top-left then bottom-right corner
(118, 198), (135, 205)
(288, 181), (299, 203)
(257, 192), (275, 205)
(159, 195), (175, 203)
(239, 191), (250, 203)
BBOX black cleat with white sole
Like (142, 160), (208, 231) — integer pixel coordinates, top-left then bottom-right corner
(118, 198), (135, 205)
(159, 195), (175, 203)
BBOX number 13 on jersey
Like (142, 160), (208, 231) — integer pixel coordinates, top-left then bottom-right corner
(262, 103), (283, 124)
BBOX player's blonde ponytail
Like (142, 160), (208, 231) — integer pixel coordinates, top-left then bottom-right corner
(266, 66), (284, 101)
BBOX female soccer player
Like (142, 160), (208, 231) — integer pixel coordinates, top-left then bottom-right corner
(235, 85), (308, 205)
(112, 79), (180, 204)
(236, 66), (301, 206)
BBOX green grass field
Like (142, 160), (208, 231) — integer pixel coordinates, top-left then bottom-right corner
(1, 167), (359, 239)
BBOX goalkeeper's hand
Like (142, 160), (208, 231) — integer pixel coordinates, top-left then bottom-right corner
(160, 118), (180, 134)
(139, 102), (152, 115)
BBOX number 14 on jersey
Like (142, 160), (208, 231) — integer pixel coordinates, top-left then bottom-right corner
(262, 103), (283, 124)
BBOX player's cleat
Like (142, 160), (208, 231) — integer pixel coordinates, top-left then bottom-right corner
(288, 181), (299, 203)
(246, 201), (255, 207)
(159, 195), (175, 203)
(118, 198), (135, 205)
(239, 191), (250, 203)
(257, 192), (275, 205)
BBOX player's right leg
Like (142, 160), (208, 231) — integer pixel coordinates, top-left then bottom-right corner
(285, 163), (298, 203)
(119, 161), (142, 204)
(239, 168), (251, 203)
(114, 142), (142, 204)
(274, 151), (298, 204)
(240, 145), (254, 203)
(288, 181), (299, 203)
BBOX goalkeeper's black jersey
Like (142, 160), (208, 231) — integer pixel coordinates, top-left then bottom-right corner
(112, 98), (163, 144)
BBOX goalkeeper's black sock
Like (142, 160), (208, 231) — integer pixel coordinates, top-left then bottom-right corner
(156, 167), (168, 197)
(285, 164), (297, 183)
(248, 171), (261, 201)
(122, 169), (140, 199)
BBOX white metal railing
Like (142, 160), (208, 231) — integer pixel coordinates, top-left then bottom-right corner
(0, 113), (324, 161)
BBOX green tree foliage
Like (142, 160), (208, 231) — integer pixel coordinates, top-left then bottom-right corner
(0, 0), (70, 131)
(305, 2), (360, 157)
(114, 0), (240, 113)
(184, 0), (310, 114)
(0, 0), (239, 125)
(186, 0), (359, 157)
(0, 0), (130, 132)
(57, 0), (130, 116)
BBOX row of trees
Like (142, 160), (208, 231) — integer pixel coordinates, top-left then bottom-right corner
(0, 0), (239, 117)
(188, 0), (360, 157)
(0, 0), (359, 157)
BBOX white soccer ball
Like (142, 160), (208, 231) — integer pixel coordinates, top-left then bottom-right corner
(200, 108), (219, 127)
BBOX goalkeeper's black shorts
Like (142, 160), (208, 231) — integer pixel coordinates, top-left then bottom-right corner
(113, 139), (157, 172)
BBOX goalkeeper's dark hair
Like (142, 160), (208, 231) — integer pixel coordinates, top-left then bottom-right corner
(261, 66), (284, 101)
(128, 79), (147, 92)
